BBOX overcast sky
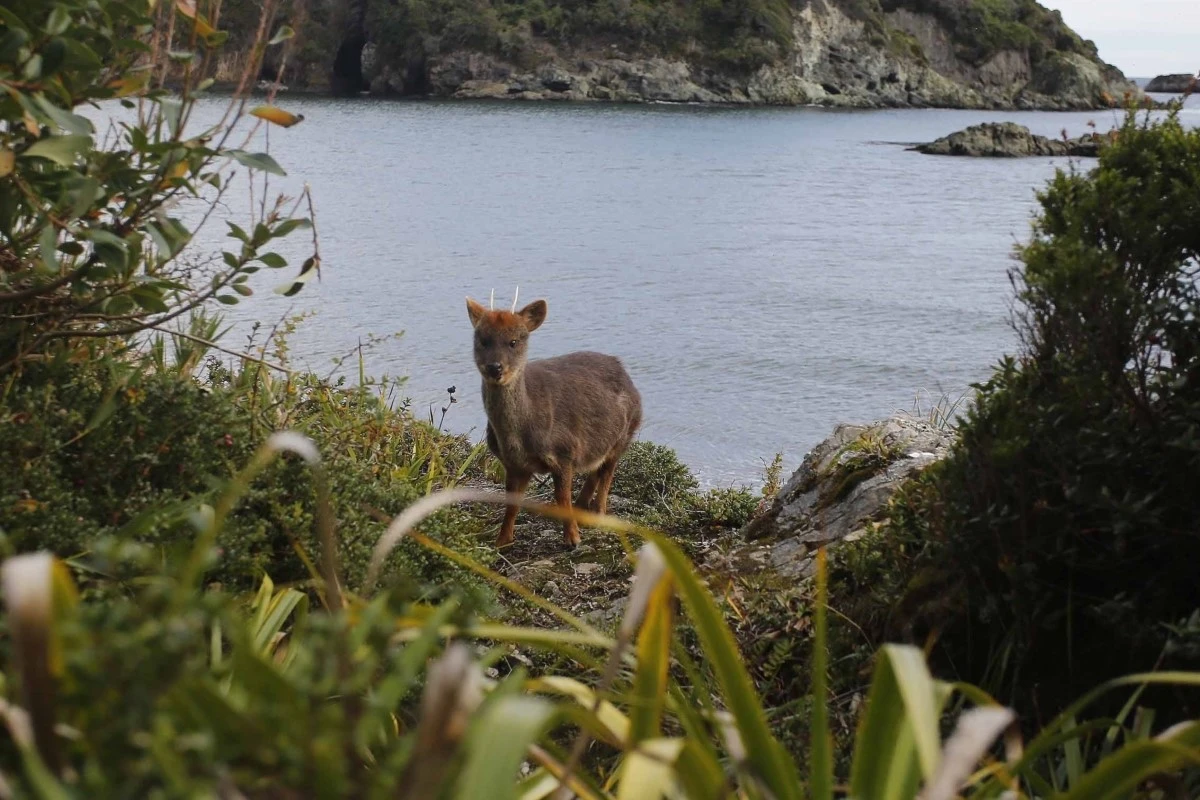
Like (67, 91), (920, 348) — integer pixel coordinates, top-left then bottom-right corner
(1046, 1), (1197, 77)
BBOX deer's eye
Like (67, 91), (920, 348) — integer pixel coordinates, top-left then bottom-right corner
(508, 339), (518, 348)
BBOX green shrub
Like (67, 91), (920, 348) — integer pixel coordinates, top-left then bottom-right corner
(612, 440), (699, 508)
(7, 516), (1200, 798)
(0, 0), (317, 374)
(841, 109), (1200, 722)
(0, 354), (497, 600)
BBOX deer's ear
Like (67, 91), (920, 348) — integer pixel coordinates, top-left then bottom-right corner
(519, 300), (547, 331)
(466, 297), (487, 328)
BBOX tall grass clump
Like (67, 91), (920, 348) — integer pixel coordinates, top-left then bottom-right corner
(5, 443), (1200, 797)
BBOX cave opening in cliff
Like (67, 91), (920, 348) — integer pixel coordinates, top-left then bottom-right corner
(331, 34), (368, 96)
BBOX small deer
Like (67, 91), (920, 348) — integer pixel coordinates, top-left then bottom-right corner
(467, 294), (642, 548)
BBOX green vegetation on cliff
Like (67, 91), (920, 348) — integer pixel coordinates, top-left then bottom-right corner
(240, 0), (1115, 89)
(362, 0), (1102, 72)
(364, 0), (796, 73)
(880, 0), (1097, 65)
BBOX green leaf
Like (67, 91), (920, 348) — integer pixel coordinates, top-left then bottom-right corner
(258, 252), (286, 268)
(203, 29), (229, 48)
(145, 224), (173, 263)
(216, 294), (239, 305)
(226, 222), (249, 243)
(64, 175), (101, 219)
(848, 645), (947, 800)
(131, 285), (169, 313)
(39, 225), (58, 273)
(275, 255), (319, 297)
(231, 283), (253, 297)
(0, 6), (29, 31)
(22, 52), (41, 79)
(225, 149), (285, 176)
(455, 697), (554, 800)
(45, 7), (72, 35)
(269, 25), (295, 45)
(271, 218), (311, 238)
(158, 97), (182, 138)
(33, 94), (93, 136)
(62, 38), (101, 70)
(249, 583), (307, 655)
(0, 29), (30, 63)
(40, 36), (67, 75)
(87, 230), (130, 271)
(22, 134), (91, 166)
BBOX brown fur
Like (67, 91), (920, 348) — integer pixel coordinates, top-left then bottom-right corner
(466, 297), (642, 548)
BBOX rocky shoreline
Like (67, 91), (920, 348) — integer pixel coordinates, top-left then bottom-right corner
(367, 42), (1138, 111)
(496, 414), (953, 626)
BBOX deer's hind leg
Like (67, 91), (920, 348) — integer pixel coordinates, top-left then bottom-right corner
(592, 456), (621, 516)
(576, 471), (601, 513)
(553, 466), (581, 548)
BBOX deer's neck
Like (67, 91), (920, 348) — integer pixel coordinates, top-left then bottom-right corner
(483, 370), (532, 435)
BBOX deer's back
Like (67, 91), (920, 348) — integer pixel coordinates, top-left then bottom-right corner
(523, 351), (641, 471)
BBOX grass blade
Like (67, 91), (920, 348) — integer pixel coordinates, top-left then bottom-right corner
(615, 738), (685, 800)
(849, 644), (945, 800)
(528, 676), (630, 747)
(646, 533), (803, 800)
(456, 696), (556, 800)
(1058, 724), (1200, 800)
(1017, 673), (1200, 771)
(628, 576), (674, 745)
(810, 547), (833, 800)
(922, 706), (1015, 800)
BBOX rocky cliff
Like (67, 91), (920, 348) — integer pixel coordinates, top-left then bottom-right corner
(354, 0), (1138, 109)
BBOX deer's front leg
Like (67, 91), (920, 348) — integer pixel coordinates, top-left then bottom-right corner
(497, 470), (531, 547)
(553, 466), (581, 548)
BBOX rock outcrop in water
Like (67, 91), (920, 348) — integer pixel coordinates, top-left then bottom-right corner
(913, 122), (1105, 158)
(1146, 74), (1196, 94)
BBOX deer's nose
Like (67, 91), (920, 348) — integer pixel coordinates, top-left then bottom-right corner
(485, 363), (503, 379)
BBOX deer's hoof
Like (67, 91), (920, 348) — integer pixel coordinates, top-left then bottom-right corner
(563, 531), (581, 550)
(495, 534), (515, 548)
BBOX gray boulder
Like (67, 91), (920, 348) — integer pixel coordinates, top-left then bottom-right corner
(913, 122), (1104, 158)
(722, 415), (954, 579)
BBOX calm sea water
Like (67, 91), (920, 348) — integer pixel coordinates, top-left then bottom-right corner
(158, 93), (1197, 486)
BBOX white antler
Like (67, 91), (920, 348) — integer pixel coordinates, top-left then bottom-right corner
(511, 286), (519, 313)
(489, 289), (494, 310)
